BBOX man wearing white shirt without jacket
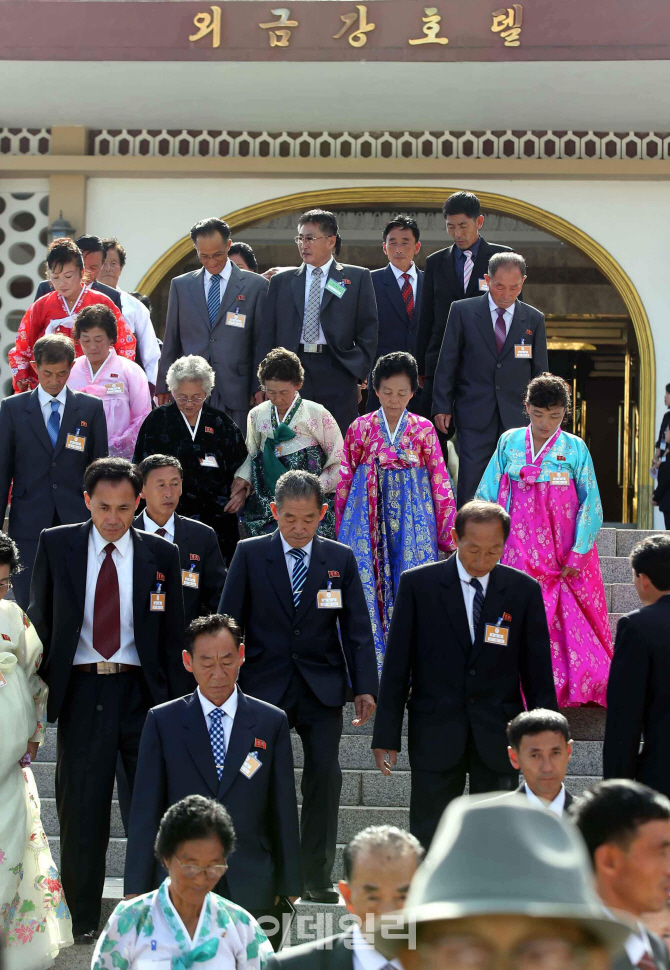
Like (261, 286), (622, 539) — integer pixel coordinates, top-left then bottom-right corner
(574, 781), (670, 970)
(505, 709), (575, 816)
(265, 825), (422, 970)
(433, 252), (548, 507)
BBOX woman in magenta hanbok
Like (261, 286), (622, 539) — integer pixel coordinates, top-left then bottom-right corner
(476, 373), (612, 707)
(68, 304), (151, 459)
(335, 352), (456, 671)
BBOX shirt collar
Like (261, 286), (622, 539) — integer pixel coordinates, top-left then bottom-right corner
(456, 236), (482, 259)
(38, 384), (68, 409)
(197, 684), (239, 721)
(204, 259), (232, 286)
(280, 534), (314, 560)
(524, 783), (566, 816)
(388, 262), (417, 282)
(305, 256), (334, 279)
(142, 511), (175, 537)
(91, 524), (132, 557)
(455, 552), (491, 593)
(488, 292), (515, 319)
(350, 925), (404, 970)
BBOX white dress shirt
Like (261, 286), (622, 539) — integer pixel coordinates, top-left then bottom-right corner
(488, 292), (515, 337)
(388, 261), (418, 303)
(37, 384), (67, 430)
(524, 783), (567, 817)
(119, 289), (161, 386)
(204, 258), (233, 300)
(197, 684), (238, 753)
(350, 925), (404, 970)
(141, 511), (176, 544)
(624, 923), (654, 966)
(281, 534), (313, 582)
(456, 553), (491, 642)
(74, 526), (139, 665)
(302, 256), (334, 345)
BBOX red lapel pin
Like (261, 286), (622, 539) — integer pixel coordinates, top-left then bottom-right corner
(254, 738), (266, 749)
(190, 554), (200, 561)
(328, 570), (340, 578)
(156, 571), (165, 582)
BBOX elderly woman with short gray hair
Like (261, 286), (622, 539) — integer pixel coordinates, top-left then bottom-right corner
(133, 354), (247, 565)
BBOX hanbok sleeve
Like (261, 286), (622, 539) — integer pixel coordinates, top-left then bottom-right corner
(315, 406), (344, 495)
(236, 409), (261, 484)
(108, 363), (152, 460)
(15, 609), (47, 744)
(91, 897), (149, 969)
(9, 303), (39, 391)
(420, 422), (456, 553)
(566, 438), (604, 568)
(475, 433), (508, 506)
(238, 912), (274, 970)
(334, 420), (365, 533)
(110, 302), (137, 363)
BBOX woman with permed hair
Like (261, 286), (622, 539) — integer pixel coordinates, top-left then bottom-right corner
(476, 372), (612, 706)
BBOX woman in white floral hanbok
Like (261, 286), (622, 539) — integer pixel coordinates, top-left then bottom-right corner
(0, 533), (72, 968)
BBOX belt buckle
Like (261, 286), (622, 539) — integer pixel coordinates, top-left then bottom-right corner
(97, 661), (119, 675)
(302, 342), (320, 354)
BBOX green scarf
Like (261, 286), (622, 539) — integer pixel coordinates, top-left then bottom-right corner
(262, 397), (301, 494)
(170, 938), (219, 970)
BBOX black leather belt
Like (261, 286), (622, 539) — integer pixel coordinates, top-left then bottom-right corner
(73, 662), (139, 675)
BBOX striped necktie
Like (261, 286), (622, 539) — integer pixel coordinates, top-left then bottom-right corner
(462, 249), (474, 292)
(495, 307), (507, 354)
(302, 266), (323, 343)
(470, 577), (485, 639)
(207, 273), (221, 326)
(289, 547), (308, 608)
(47, 399), (60, 449)
(209, 708), (227, 780)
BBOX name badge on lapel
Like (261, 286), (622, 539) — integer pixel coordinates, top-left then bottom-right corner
(514, 341), (532, 359)
(104, 381), (125, 395)
(550, 471), (570, 486)
(150, 583), (166, 612)
(65, 428), (86, 451)
(182, 565), (200, 589)
(317, 587), (343, 609)
(484, 622), (509, 645)
(325, 278), (346, 299)
(478, 278), (489, 292)
(225, 311), (246, 328)
(200, 455), (219, 468)
(240, 752), (263, 779)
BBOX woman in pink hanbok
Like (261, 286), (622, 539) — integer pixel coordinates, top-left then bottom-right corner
(476, 373), (612, 707)
(68, 304), (151, 459)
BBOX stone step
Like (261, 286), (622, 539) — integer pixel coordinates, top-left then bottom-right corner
(599, 557), (633, 584)
(607, 583), (642, 613)
(609, 613), (625, 638)
(615, 529), (667, 558)
(595, 529), (616, 558)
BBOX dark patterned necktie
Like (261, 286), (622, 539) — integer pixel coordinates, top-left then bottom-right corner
(156, 528), (167, 537)
(637, 953), (658, 970)
(495, 307), (507, 354)
(207, 274), (221, 326)
(470, 577), (485, 638)
(93, 543), (120, 660)
(401, 273), (414, 321)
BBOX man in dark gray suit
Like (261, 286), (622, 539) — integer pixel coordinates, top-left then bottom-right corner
(156, 217), (269, 431)
(574, 781), (670, 970)
(0, 334), (108, 609)
(259, 209), (378, 434)
(433, 252), (548, 506)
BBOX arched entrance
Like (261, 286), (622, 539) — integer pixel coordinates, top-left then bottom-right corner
(138, 187), (656, 528)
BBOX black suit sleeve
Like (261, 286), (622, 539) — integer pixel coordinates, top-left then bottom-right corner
(353, 269), (378, 379)
(0, 400), (15, 526)
(29, 531), (54, 681)
(132, 412), (152, 464)
(163, 543), (190, 698)
(531, 312), (548, 378)
(371, 571), (415, 752)
(157, 279), (183, 396)
(218, 541), (249, 629)
(653, 461), (670, 506)
(201, 528), (227, 615)
(124, 710), (168, 894)
(431, 301), (463, 416)
(339, 548), (379, 698)
(89, 399), (109, 460)
(518, 579), (558, 711)
(270, 713), (303, 897)
(415, 257), (435, 375)
(603, 615), (648, 780)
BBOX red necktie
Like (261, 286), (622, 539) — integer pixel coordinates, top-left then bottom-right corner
(638, 953), (658, 970)
(401, 273), (414, 321)
(93, 543), (120, 660)
(495, 307), (507, 354)
(156, 528), (167, 537)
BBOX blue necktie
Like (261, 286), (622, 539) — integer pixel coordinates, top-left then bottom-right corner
(470, 577), (485, 639)
(47, 399), (60, 449)
(207, 274), (221, 326)
(289, 547), (308, 608)
(209, 708), (226, 780)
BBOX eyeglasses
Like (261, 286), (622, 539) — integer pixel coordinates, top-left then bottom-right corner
(173, 857), (228, 880)
(196, 252), (228, 263)
(174, 394), (206, 406)
(423, 935), (590, 970)
(0, 580), (12, 591)
(294, 235), (333, 245)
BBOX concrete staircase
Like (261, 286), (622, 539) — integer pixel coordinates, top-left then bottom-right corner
(46, 527), (654, 967)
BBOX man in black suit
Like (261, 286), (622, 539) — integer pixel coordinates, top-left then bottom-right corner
(574, 781), (670, 970)
(0, 334), (108, 609)
(29, 457), (187, 943)
(368, 214), (424, 413)
(125, 613), (302, 944)
(371, 500), (558, 849)
(135, 454), (226, 627)
(416, 191), (514, 422)
(260, 208), (378, 434)
(604, 535), (670, 797)
(34, 233), (123, 310)
(220, 469), (378, 902)
(653, 428), (670, 529)
(433, 252), (548, 507)
(506, 709), (575, 816)
(266, 825), (422, 968)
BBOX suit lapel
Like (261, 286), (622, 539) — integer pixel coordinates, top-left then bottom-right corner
(332, 932), (355, 970)
(265, 531), (294, 622)
(415, 267), (423, 316)
(290, 264), (307, 320)
(498, 301), (527, 361)
(66, 522), (91, 620)
(474, 294), (500, 361)
(466, 237), (491, 298)
(131, 528), (157, 653)
(189, 269), (211, 330)
(212, 262), (247, 329)
(293, 535), (326, 624)
(469, 564), (508, 665)
(25, 388), (54, 456)
(218, 689), (256, 799)
(442, 246), (461, 297)
(52, 387), (80, 460)
(439, 555), (472, 656)
(383, 263), (410, 326)
(183, 692), (219, 796)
